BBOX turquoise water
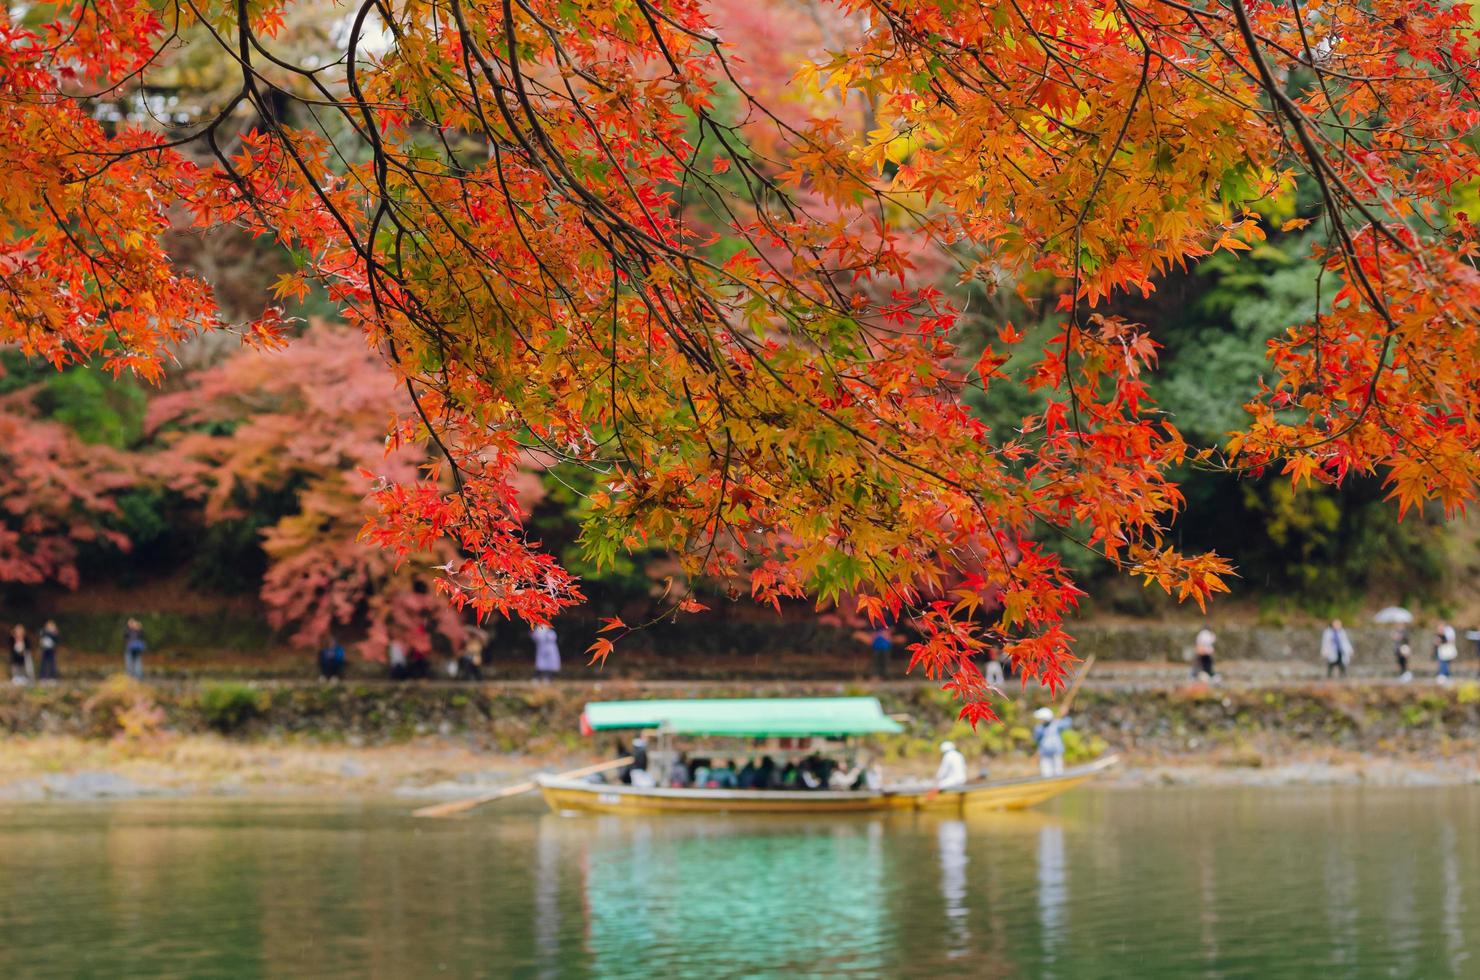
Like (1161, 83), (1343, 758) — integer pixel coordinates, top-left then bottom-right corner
(0, 787), (1475, 977)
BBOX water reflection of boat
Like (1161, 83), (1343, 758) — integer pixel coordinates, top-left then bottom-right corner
(561, 812), (894, 976)
(538, 697), (1116, 816)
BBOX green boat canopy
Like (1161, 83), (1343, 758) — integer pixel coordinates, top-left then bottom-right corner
(580, 697), (904, 738)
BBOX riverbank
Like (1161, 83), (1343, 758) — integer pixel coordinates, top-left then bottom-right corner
(0, 735), (528, 801)
(0, 677), (1476, 800)
(0, 735), (1475, 802)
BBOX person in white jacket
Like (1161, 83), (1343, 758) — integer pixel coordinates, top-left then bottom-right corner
(934, 741), (967, 789)
(1033, 707), (1074, 777)
(1321, 619), (1354, 678)
(1435, 621), (1458, 684)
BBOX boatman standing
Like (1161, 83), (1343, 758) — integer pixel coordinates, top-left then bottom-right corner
(935, 741), (967, 789)
(1033, 707), (1073, 777)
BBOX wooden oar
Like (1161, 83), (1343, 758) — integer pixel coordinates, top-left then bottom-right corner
(412, 756), (634, 818)
(1055, 655), (1096, 717)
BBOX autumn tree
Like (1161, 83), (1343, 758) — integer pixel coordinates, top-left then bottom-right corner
(0, 403), (135, 590)
(3, 0), (1480, 718)
(148, 324), (476, 656)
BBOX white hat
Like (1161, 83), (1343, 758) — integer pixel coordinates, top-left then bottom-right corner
(1033, 707), (1054, 722)
(939, 741), (956, 753)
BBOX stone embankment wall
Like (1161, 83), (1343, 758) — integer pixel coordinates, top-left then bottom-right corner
(1, 679), (1476, 762)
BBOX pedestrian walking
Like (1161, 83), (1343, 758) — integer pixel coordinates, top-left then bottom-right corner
(984, 646), (1006, 688)
(869, 625), (893, 679)
(319, 634), (345, 682)
(855, 621), (903, 679)
(1193, 623), (1219, 682)
(456, 635), (484, 681)
(10, 624), (29, 685)
(1392, 625), (1412, 682)
(407, 644), (431, 680)
(1321, 619), (1354, 678)
(387, 639), (408, 680)
(38, 620), (59, 681)
(1434, 621), (1458, 684)
(122, 618), (146, 679)
(532, 624), (561, 681)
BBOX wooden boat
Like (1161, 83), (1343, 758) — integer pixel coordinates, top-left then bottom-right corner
(539, 755), (1116, 815)
(539, 697), (1116, 816)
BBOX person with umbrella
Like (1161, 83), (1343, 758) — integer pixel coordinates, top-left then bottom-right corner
(1392, 625), (1413, 682)
(1374, 607), (1414, 682)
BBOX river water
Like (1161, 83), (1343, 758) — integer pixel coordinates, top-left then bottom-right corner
(0, 787), (1475, 978)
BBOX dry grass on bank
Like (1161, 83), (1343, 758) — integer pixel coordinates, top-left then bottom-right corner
(0, 734), (549, 799)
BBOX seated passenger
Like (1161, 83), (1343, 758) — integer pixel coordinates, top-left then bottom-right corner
(620, 735), (650, 784)
(692, 764), (710, 787)
(631, 736), (649, 773)
(630, 768), (657, 788)
(709, 760), (738, 788)
(779, 762), (800, 789)
(668, 753), (691, 788)
(756, 756), (777, 789)
(800, 753), (829, 790)
(737, 760), (758, 789)
(813, 753), (839, 788)
(829, 755), (882, 791)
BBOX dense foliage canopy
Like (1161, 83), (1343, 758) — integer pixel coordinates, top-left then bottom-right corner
(3, 0), (1479, 717)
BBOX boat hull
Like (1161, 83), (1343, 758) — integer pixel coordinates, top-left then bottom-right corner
(538, 756), (1116, 816)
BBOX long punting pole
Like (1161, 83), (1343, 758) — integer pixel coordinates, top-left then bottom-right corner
(412, 756), (635, 818)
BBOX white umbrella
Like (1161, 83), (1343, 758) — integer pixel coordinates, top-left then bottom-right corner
(1372, 606), (1414, 625)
